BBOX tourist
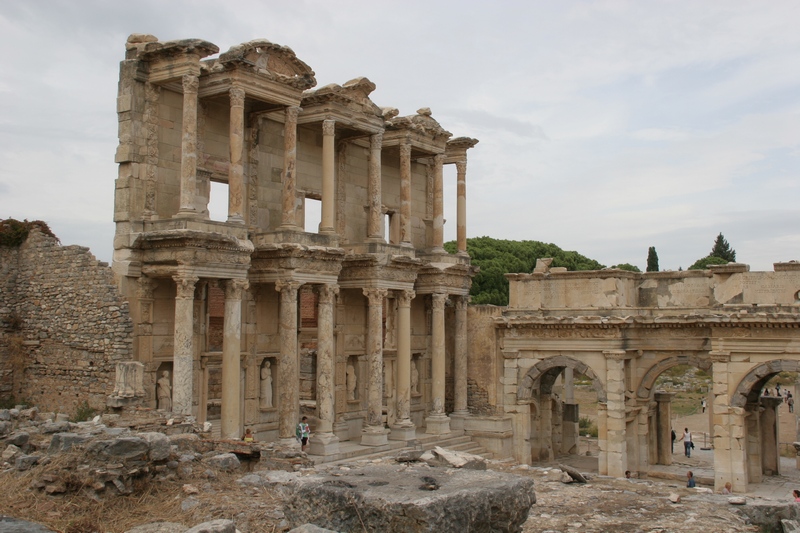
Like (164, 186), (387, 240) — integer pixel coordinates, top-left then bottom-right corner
(793, 489), (800, 503)
(701, 398), (706, 413)
(789, 394), (795, 413)
(296, 416), (311, 451)
(686, 471), (696, 488)
(671, 429), (676, 454)
(678, 427), (693, 458)
(722, 482), (732, 494)
(242, 428), (255, 443)
(625, 470), (631, 479)
(763, 388), (771, 396)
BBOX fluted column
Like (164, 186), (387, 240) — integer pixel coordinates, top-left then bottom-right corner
(432, 154), (445, 251)
(309, 284), (340, 455)
(456, 160), (467, 254)
(220, 279), (248, 439)
(362, 288), (389, 446)
(276, 280), (301, 442)
(451, 296), (469, 431)
(227, 86), (246, 223)
(399, 141), (412, 246)
(367, 132), (384, 241)
(172, 274), (198, 415)
(177, 75), (199, 216)
(280, 106), (302, 229)
(603, 350), (627, 477)
(390, 290), (416, 440)
(426, 293), (450, 435)
(320, 119), (336, 234)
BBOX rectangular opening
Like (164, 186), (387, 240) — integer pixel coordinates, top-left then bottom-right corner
(209, 181), (228, 222)
(304, 196), (321, 233)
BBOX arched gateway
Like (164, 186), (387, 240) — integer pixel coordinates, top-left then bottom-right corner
(467, 262), (800, 491)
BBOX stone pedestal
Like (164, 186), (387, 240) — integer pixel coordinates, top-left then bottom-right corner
(308, 432), (340, 456)
(425, 414), (451, 436)
(449, 411), (468, 433)
(361, 426), (389, 446)
(389, 423), (417, 441)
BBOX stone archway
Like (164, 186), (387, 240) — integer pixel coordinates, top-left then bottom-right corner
(518, 355), (606, 403)
(636, 354), (712, 399)
(731, 359), (800, 408)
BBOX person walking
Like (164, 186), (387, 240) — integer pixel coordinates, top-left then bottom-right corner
(671, 429), (676, 454)
(678, 427), (693, 458)
(296, 416), (311, 451)
(701, 398), (706, 413)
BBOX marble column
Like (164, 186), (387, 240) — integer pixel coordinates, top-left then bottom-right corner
(367, 132), (384, 241)
(280, 106), (301, 229)
(603, 350), (627, 478)
(172, 274), (198, 415)
(399, 141), (412, 246)
(362, 288), (389, 446)
(320, 119), (336, 234)
(391, 290), (416, 441)
(426, 293), (450, 434)
(177, 75), (199, 217)
(450, 295), (469, 432)
(432, 154), (445, 252)
(276, 280), (301, 442)
(309, 284), (340, 455)
(227, 86), (245, 223)
(654, 392), (675, 465)
(221, 279), (248, 439)
(456, 160), (467, 254)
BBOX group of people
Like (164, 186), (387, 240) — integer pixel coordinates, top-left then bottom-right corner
(670, 427), (695, 458)
(241, 416), (312, 451)
(762, 385), (795, 412)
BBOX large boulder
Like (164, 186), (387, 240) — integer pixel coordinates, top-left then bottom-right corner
(282, 464), (535, 532)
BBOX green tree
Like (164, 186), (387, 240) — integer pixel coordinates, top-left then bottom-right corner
(646, 246), (659, 272)
(610, 263), (641, 272)
(688, 255), (728, 270)
(710, 232), (736, 262)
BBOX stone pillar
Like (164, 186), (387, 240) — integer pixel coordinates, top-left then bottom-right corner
(456, 160), (467, 254)
(177, 75), (199, 217)
(390, 290), (416, 441)
(655, 392), (675, 465)
(760, 396), (783, 476)
(399, 141), (412, 246)
(320, 119), (336, 234)
(220, 279), (247, 439)
(280, 106), (301, 229)
(597, 402), (608, 475)
(309, 284), (340, 455)
(227, 86), (246, 223)
(367, 132), (383, 241)
(362, 288), (389, 446)
(539, 393), (554, 461)
(450, 295), (469, 432)
(432, 154), (445, 251)
(172, 275), (198, 415)
(603, 350), (627, 478)
(426, 293), (450, 435)
(711, 351), (746, 492)
(276, 280), (301, 442)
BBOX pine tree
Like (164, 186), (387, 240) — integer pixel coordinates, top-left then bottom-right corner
(646, 246), (659, 272)
(710, 233), (736, 262)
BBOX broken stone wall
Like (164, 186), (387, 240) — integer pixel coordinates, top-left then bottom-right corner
(0, 228), (133, 414)
(467, 305), (502, 415)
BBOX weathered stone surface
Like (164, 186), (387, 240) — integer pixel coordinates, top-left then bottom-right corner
(48, 433), (91, 453)
(423, 446), (486, 470)
(0, 516), (57, 532)
(288, 525), (340, 533)
(203, 452), (240, 472)
(140, 431), (171, 461)
(15, 454), (41, 470)
(669, 493), (681, 503)
(782, 519), (800, 533)
(123, 522), (186, 533)
(282, 464), (535, 532)
(396, 449), (424, 463)
(41, 421), (72, 434)
(736, 502), (800, 530)
(184, 519), (236, 533)
(8, 431), (30, 448)
(558, 463), (587, 483)
(99, 437), (150, 460)
(728, 496), (747, 505)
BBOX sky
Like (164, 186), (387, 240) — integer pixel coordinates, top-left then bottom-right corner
(1, 1), (798, 272)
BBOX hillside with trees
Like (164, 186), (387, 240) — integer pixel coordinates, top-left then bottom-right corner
(444, 236), (604, 305)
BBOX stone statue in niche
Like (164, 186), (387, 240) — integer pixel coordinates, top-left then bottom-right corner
(260, 361), (273, 409)
(157, 370), (172, 411)
(346, 363), (357, 401)
(411, 359), (419, 395)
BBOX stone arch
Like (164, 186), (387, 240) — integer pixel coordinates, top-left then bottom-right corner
(636, 355), (712, 399)
(732, 359), (800, 408)
(517, 355), (606, 403)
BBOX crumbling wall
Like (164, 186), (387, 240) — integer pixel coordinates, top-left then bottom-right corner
(467, 305), (502, 416)
(0, 228), (133, 414)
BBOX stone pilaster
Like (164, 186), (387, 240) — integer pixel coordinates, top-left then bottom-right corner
(367, 132), (383, 241)
(227, 86), (245, 223)
(432, 154), (445, 251)
(710, 351), (745, 491)
(177, 75), (199, 217)
(221, 279), (248, 439)
(309, 284), (340, 455)
(280, 106), (301, 229)
(172, 274), (198, 415)
(142, 82), (160, 219)
(456, 160), (467, 254)
(276, 280), (302, 442)
(391, 290), (416, 440)
(320, 119), (336, 234)
(603, 350), (627, 478)
(426, 293), (450, 435)
(655, 392), (675, 465)
(399, 141), (412, 246)
(362, 288), (389, 445)
(451, 296), (469, 431)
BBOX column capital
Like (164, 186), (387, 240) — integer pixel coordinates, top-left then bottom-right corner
(230, 86), (245, 107)
(224, 278), (249, 299)
(322, 119), (336, 136)
(370, 131), (383, 148)
(285, 105), (302, 120)
(318, 283), (339, 304)
(603, 349), (627, 361)
(399, 142), (412, 158)
(275, 280), (302, 295)
(182, 74), (199, 93)
(433, 153), (445, 166)
(363, 288), (388, 307)
(173, 275), (199, 299)
(431, 292), (447, 310)
(455, 295), (470, 310)
(455, 160), (467, 175)
(136, 276), (158, 299)
(396, 289), (415, 307)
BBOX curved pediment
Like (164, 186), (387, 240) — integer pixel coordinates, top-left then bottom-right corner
(219, 39), (316, 90)
(302, 76), (382, 117)
(387, 107), (452, 141)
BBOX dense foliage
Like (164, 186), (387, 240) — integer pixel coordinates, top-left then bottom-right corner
(710, 232), (736, 262)
(0, 218), (58, 247)
(646, 246), (659, 272)
(610, 263), (641, 272)
(444, 236), (605, 305)
(688, 255), (729, 270)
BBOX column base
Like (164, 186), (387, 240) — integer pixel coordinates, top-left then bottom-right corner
(174, 209), (199, 218)
(360, 426), (389, 446)
(333, 420), (350, 442)
(425, 414), (451, 435)
(389, 422), (417, 441)
(279, 437), (301, 450)
(308, 432), (340, 456)
(449, 411), (469, 434)
(226, 214), (245, 224)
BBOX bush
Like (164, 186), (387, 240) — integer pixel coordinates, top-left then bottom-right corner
(579, 415), (598, 437)
(0, 218), (58, 247)
(71, 401), (98, 422)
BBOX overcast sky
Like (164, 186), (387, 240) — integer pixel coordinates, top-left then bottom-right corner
(1, 1), (798, 271)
